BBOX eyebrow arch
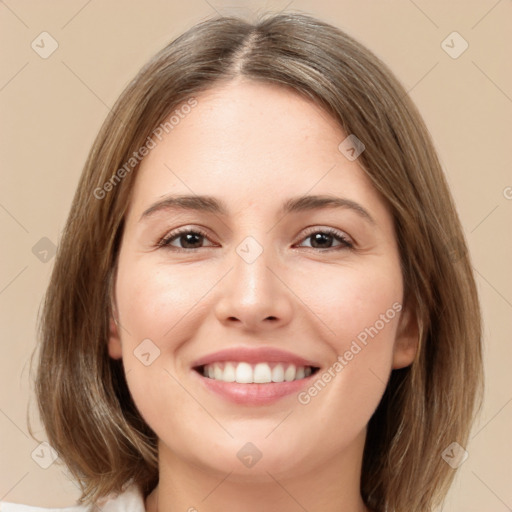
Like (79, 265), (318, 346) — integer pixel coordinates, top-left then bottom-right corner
(140, 194), (375, 225)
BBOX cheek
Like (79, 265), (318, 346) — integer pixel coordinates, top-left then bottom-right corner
(113, 258), (219, 410)
(116, 260), (206, 343)
(299, 261), (403, 410)
(305, 260), (403, 354)
(114, 260), (205, 430)
(296, 262), (403, 431)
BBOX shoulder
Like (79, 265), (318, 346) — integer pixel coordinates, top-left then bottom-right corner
(0, 502), (90, 512)
(0, 483), (145, 512)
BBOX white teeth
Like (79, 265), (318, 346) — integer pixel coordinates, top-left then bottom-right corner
(253, 363), (272, 383)
(223, 362), (236, 382)
(271, 364), (285, 382)
(284, 364), (296, 382)
(213, 364), (223, 381)
(235, 362), (253, 383)
(201, 362), (314, 383)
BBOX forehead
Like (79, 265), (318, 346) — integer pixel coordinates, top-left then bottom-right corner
(127, 80), (387, 220)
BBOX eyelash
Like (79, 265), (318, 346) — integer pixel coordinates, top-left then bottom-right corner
(157, 226), (354, 252)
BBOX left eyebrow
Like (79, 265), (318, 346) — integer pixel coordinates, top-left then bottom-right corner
(280, 194), (375, 225)
(140, 194), (375, 225)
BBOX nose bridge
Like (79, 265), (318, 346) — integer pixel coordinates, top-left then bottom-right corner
(213, 231), (293, 328)
(232, 234), (276, 302)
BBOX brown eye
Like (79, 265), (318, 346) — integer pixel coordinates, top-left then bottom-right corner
(159, 228), (214, 251)
(297, 228), (353, 250)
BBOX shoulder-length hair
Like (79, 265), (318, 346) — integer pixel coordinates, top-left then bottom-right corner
(31, 12), (483, 512)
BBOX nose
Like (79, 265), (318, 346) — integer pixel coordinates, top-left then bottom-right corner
(213, 239), (294, 332)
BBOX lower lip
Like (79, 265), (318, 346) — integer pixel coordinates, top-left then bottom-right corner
(193, 370), (316, 406)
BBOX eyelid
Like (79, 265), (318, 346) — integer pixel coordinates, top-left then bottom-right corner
(157, 225), (214, 249)
(298, 225), (354, 247)
(157, 224), (355, 252)
(294, 229), (354, 252)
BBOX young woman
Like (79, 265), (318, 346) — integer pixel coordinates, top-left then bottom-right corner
(2, 11), (483, 512)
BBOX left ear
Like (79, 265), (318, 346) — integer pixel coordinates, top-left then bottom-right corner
(392, 303), (419, 369)
(107, 305), (123, 360)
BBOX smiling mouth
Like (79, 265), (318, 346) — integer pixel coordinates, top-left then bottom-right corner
(194, 361), (320, 384)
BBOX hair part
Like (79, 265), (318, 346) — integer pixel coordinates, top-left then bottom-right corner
(31, 12), (483, 511)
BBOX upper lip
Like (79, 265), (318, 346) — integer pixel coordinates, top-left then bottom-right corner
(191, 347), (321, 369)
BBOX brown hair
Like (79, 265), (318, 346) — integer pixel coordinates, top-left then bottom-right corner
(31, 12), (484, 511)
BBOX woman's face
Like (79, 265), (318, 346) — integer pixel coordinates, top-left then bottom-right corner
(109, 80), (417, 480)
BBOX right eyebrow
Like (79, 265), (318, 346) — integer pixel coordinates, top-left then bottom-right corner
(140, 195), (228, 220)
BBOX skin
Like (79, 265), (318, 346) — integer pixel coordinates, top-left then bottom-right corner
(108, 79), (418, 512)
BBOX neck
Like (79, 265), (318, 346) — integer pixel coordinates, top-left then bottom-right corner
(145, 429), (371, 512)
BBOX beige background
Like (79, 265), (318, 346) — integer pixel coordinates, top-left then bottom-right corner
(1, 0), (511, 509)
